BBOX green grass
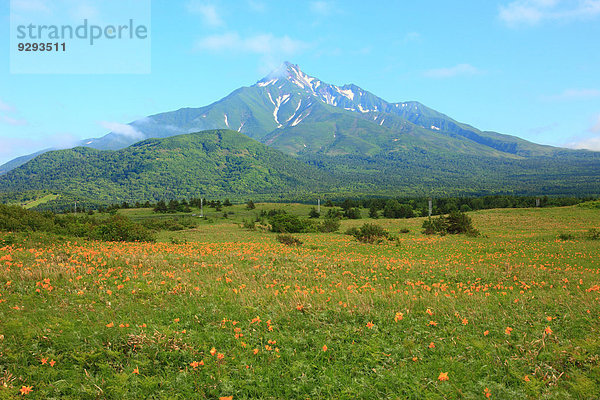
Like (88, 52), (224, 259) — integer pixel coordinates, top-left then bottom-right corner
(22, 194), (59, 209)
(1, 206), (599, 399)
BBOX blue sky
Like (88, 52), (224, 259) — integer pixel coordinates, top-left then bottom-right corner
(1, 0), (600, 165)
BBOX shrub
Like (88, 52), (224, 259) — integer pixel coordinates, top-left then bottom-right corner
(422, 217), (445, 235)
(399, 228), (410, 234)
(91, 215), (155, 242)
(344, 208), (362, 219)
(445, 211), (478, 235)
(309, 207), (320, 218)
(246, 200), (256, 210)
(422, 211), (478, 236)
(318, 218), (340, 233)
(325, 208), (343, 219)
(269, 214), (315, 233)
(243, 219), (256, 230)
(276, 234), (302, 246)
(369, 207), (379, 219)
(345, 227), (360, 236)
(558, 233), (575, 240)
(586, 228), (600, 240)
(352, 223), (390, 243)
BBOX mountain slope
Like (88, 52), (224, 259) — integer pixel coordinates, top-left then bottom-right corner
(0, 62), (598, 199)
(1, 62), (568, 175)
(0, 130), (336, 202)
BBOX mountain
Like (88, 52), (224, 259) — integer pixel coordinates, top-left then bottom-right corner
(1, 62), (561, 172)
(1, 62), (599, 202)
(78, 62), (559, 158)
(0, 130), (337, 204)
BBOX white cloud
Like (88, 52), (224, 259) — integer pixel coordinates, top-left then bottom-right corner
(196, 32), (307, 55)
(423, 64), (481, 79)
(310, 1), (334, 16)
(543, 88), (600, 101)
(0, 116), (27, 126)
(195, 32), (309, 73)
(247, 0), (266, 12)
(568, 136), (600, 150)
(404, 32), (421, 43)
(590, 115), (600, 133)
(0, 99), (15, 113)
(499, 0), (600, 26)
(99, 121), (144, 139)
(187, 1), (224, 27)
(565, 115), (600, 150)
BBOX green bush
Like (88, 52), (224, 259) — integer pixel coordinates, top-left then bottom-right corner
(422, 211), (478, 236)
(586, 228), (600, 240)
(243, 219), (256, 230)
(558, 232), (575, 240)
(269, 214), (315, 233)
(318, 218), (340, 233)
(325, 208), (343, 219)
(446, 211), (478, 235)
(309, 207), (320, 218)
(276, 234), (302, 246)
(90, 215), (155, 242)
(351, 223), (390, 243)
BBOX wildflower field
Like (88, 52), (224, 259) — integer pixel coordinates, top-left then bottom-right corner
(0, 205), (599, 399)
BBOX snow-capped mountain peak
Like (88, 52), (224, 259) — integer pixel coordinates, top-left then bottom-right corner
(255, 62), (377, 113)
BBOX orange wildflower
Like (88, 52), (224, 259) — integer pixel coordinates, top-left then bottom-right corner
(437, 372), (449, 381)
(484, 387), (491, 398)
(20, 386), (33, 395)
(366, 321), (375, 329)
(210, 347), (217, 356)
(428, 342), (435, 349)
(322, 345), (328, 352)
(133, 367), (139, 374)
(483, 330), (489, 336)
(49, 360), (56, 367)
(544, 326), (553, 335)
(106, 322), (114, 328)
(505, 327), (513, 335)
(219, 397), (233, 400)
(40, 358), (47, 365)
(253, 348), (259, 355)
(217, 353), (225, 360)
(426, 308), (433, 316)
(429, 321), (437, 326)
(394, 312), (404, 322)
(461, 318), (468, 325)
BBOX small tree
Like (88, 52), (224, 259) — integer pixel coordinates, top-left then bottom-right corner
(369, 206), (379, 219)
(246, 200), (256, 210)
(351, 223), (390, 243)
(309, 207), (320, 218)
(154, 200), (168, 213)
(318, 218), (340, 233)
(223, 198), (232, 207)
(344, 208), (361, 219)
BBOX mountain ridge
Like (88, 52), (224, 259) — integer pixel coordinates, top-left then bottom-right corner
(0, 62), (578, 174)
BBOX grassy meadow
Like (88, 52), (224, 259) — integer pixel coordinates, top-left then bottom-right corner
(0, 203), (599, 399)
